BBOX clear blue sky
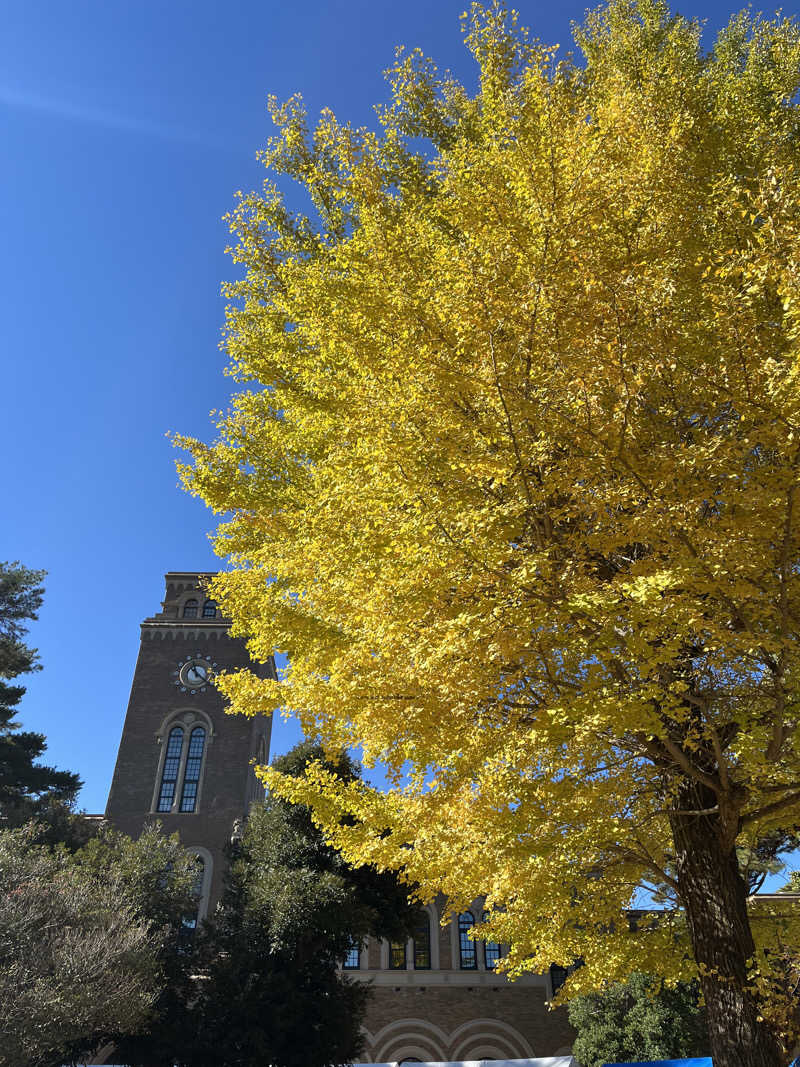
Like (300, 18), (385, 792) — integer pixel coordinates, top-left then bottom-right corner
(4, 0), (800, 875)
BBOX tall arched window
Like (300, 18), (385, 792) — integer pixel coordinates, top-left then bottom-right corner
(482, 910), (502, 969)
(413, 913), (431, 969)
(183, 598), (198, 618)
(157, 726), (184, 812)
(178, 856), (205, 950)
(179, 727), (206, 812)
(459, 911), (477, 969)
(202, 599), (217, 618)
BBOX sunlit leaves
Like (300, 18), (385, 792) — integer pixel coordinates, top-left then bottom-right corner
(179, 0), (800, 1041)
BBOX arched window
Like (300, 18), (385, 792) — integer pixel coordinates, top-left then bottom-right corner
(483, 910), (502, 969)
(413, 913), (431, 969)
(202, 599), (217, 618)
(389, 940), (407, 969)
(157, 726), (184, 812)
(179, 727), (206, 812)
(459, 911), (477, 969)
(183, 598), (198, 618)
(178, 856), (205, 951)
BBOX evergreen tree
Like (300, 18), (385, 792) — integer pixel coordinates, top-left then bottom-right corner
(0, 562), (81, 824)
(142, 742), (418, 1067)
(0, 823), (195, 1067)
(568, 972), (709, 1067)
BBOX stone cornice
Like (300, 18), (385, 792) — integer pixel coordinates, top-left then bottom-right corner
(140, 622), (232, 640)
(346, 969), (547, 988)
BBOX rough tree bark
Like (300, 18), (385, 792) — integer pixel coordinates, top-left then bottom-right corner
(669, 782), (787, 1067)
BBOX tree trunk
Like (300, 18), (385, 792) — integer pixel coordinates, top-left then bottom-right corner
(669, 783), (787, 1067)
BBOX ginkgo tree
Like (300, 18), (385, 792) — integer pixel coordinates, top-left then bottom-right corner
(178, 3), (800, 1065)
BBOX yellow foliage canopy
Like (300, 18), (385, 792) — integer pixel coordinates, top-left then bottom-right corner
(179, 0), (800, 1050)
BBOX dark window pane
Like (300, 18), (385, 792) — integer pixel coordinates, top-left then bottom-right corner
(550, 963), (569, 995)
(162, 756), (180, 780)
(202, 600), (217, 618)
(184, 757), (202, 780)
(550, 960), (582, 995)
(485, 940), (502, 968)
(179, 728), (206, 813)
(157, 727), (183, 813)
(187, 727), (205, 759)
(180, 782), (198, 812)
(389, 941), (406, 969)
(165, 727), (183, 759)
(183, 599), (198, 618)
(157, 782), (175, 812)
(459, 912), (477, 969)
(413, 915), (431, 969)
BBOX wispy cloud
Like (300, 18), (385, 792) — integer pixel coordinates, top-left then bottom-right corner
(0, 84), (234, 152)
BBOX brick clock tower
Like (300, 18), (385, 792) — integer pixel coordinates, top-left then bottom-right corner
(105, 572), (274, 916)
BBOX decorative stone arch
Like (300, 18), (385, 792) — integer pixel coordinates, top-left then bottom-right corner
(369, 1018), (448, 1063)
(150, 708), (214, 814)
(460, 1046), (515, 1060)
(449, 1016), (536, 1060)
(389, 1048), (436, 1064)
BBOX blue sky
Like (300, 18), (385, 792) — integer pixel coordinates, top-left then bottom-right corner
(4, 0), (800, 892)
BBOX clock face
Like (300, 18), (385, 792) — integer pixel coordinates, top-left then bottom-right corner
(174, 654), (217, 693)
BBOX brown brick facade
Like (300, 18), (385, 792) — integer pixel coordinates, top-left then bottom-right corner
(350, 899), (575, 1062)
(362, 985), (573, 1062)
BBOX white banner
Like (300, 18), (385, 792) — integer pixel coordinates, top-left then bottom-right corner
(355, 1058), (577, 1067)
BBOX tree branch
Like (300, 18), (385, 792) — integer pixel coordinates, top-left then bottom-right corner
(740, 791), (800, 829)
